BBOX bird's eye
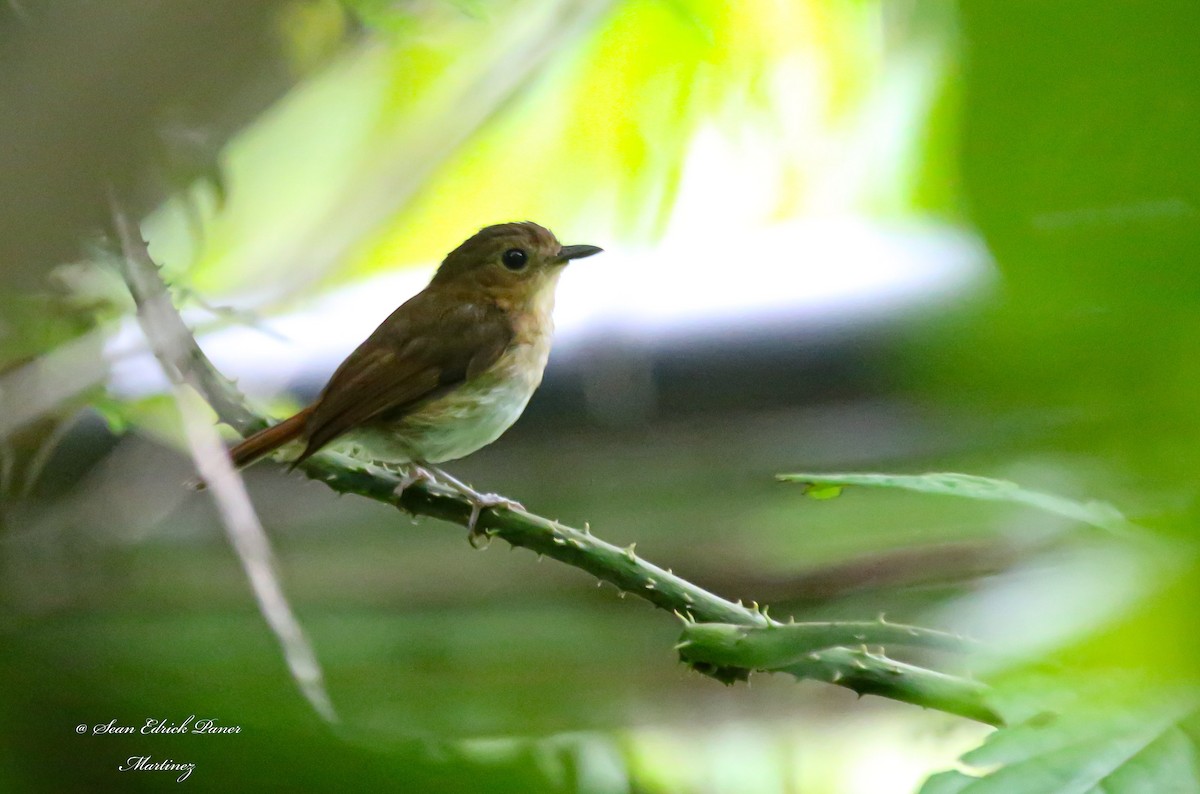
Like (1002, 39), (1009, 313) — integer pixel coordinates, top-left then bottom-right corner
(501, 248), (528, 271)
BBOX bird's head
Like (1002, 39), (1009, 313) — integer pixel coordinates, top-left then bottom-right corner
(430, 221), (602, 307)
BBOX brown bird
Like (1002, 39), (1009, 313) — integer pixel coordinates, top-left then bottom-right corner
(228, 221), (602, 542)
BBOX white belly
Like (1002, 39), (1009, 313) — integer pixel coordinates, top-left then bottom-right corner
(339, 340), (548, 465)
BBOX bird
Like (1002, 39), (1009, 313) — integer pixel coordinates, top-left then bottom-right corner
(226, 221), (602, 543)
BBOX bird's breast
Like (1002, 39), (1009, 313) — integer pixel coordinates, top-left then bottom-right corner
(349, 330), (553, 465)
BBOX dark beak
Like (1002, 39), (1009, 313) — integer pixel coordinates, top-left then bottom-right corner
(556, 244), (603, 263)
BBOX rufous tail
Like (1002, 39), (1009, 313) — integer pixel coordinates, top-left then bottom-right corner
(229, 405), (316, 469)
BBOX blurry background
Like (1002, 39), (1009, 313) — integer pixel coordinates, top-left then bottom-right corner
(2, 0), (1199, 791)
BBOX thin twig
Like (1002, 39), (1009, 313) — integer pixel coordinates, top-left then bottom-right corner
(109, 190), (336, 724)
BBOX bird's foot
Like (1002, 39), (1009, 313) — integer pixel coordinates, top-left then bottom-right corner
(392, 464), (437, 503)
(464, 492), (524, 549)
(414, 462), (524, 547)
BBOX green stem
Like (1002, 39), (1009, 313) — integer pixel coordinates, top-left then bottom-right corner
(304, 454), (1002, 726)
(677, 620), (976, 670)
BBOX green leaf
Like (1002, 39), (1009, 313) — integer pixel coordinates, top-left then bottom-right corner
(91, 394), (133, 435)
(920, 692), (1200, 794)
(802, 483), (843, 500)
(777, 471), (1134, 534)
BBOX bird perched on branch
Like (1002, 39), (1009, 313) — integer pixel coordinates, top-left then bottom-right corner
(227, 221), (602, 543)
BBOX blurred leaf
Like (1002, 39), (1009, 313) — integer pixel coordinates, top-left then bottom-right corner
(803, 483), (843, 500)
(778, 472), (1134, 534)
(144, 0), (908, 301)
(920, 690), (1200, 794)
(278, 0), (349, 73)
(113, 393), (193, 452)
(0, 261), (126, 369)
(91, 394), (134, 436)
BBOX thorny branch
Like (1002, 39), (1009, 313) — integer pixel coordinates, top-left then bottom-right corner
(110, 211), (1001, 727)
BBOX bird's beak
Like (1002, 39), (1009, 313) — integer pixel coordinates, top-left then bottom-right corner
(556, 244), (603, 263)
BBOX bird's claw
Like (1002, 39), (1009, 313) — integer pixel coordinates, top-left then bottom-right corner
(408, 462), (523, 548)
(466, 493), (524, 549)
(393, 465), (436, 503)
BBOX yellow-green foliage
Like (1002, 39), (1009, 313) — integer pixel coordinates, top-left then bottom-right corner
(145, 0), (929, 304)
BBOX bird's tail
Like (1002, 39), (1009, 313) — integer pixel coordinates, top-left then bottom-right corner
(229, 405), (316, 469)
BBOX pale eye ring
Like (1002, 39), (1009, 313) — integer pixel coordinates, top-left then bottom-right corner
(501, 248), (528, 270)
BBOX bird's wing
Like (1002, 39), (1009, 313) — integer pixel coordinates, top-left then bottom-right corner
(295, 294), (512, 465)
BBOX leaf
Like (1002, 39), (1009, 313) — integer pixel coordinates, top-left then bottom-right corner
(91, 393), (134, 435)
(777, 471), (1135, 534)
(920, 692), (1200, 794)
(803, 483), (843, 500)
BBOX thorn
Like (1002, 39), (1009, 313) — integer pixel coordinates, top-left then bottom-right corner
(806, 652), (820, 661)
(617, 591), (627, 599)
(831, 670), (843, 682)
(623, 543), (637, 561)
(877, 612), (888, 624)
(596, 580), (603, 587)
(673, 640), (692, 650)
(583, 521), (591, 535)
